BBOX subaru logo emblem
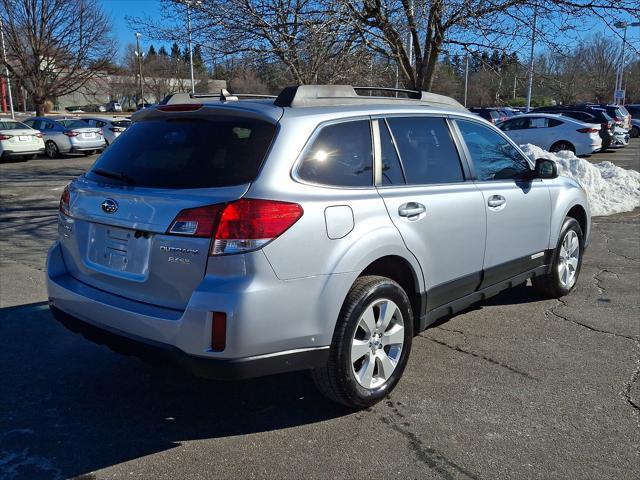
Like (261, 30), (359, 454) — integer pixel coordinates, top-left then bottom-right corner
(101, 198), (118, 214)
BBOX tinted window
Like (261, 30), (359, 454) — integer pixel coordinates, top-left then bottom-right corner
(379, 120), (405, 185)
(456, 119), (531, 181)
(548, 118), (563, 127)
(59, 120), (87, 129)
(297, 120), (372, 187)
(500, 118), (527, 131)
(387, 117), (464, 185)
(86, 118), (276, 189)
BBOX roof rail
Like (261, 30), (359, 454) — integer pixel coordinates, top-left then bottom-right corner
(159, 90), (277, 105)
(274, 85), (467, 111)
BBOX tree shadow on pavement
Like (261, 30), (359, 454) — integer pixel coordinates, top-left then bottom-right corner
(0, 303), (351, 479)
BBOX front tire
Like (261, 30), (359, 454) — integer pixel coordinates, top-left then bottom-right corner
(630, 126), (639, 139)
(312, 275), (413, 409)
(533, 217), (584, 298)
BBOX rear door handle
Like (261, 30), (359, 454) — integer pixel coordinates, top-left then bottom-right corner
(487, 195), (506, 208)
(398, 202), (426, 218)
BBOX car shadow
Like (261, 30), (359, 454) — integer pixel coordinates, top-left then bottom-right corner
(0, 303), (351, 479)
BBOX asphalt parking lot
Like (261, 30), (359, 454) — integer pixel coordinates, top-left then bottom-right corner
(1, 143), (638, 479)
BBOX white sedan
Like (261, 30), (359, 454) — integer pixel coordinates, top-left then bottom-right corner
(77, 116), (131, 145)
(497, 113), (602, 156)
(0, 118), (45, 160)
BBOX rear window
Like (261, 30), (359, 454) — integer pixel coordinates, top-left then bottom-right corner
(86, 117), (276, 189)
(112, 120), (131, 128)
(0, 121), (31, 130)
(59, 120), (88, 129)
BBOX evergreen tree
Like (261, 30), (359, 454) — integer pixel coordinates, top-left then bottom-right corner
(170, 42), (181, 59)
(158, 45), (168, 57)
(148, 44), (157, 57)
(193, 45), (206, 74)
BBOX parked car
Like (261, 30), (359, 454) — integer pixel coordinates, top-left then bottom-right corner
(47, 85), (590, 408)
(470, 107), (504, 124)
(0, 117), (45, 160)
(77, 116), (131, 145)
(497, 113), (602, 155)
(105, 101), (123, 113)
(624, 104), (640, 119)
(533, 108), (614, 151)
(611, 125), (630, 147)
(630, 118), (640, 138)
(586, 104), (631, 130)
(23, 116), (106, 158)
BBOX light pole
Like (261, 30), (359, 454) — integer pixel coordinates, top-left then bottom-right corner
(135, 32), (144, 107)
(464, 53), (469, 107)
(0, 18), (15, 119)
(613, 21), (640, 105)
(179, 0), (201, 94)
(525, 1), (538, 112)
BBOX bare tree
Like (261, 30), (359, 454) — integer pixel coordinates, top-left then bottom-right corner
(340, 0), (640, 91)
(0, 0), (116, 115)
(131, 0), (361, 85)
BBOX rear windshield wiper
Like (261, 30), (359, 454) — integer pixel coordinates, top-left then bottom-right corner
(92, 168), (136, 185)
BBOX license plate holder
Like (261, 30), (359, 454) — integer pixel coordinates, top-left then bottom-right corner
(86, 224), (151, 278)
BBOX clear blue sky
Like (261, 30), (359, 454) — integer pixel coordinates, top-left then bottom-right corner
(99, 0), (639, 60)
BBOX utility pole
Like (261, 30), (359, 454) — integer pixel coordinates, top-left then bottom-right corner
(613, 21), (640, 105)
(464, 53), (469, 107)
(135, 33), (144, 107)
(0, 18), (15, 119)
(187, 3), (195, 93)
(525, 1), (538, 113)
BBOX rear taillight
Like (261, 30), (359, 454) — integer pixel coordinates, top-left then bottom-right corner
(35, 132), (43, 138)
(59, 186), (70, 216)
(168, 204), (224, 237)
(577, 128), (599, 133)
(64, 130), (79, 137)
(0, 134), (12, 140)
(167, 198), (304, 255)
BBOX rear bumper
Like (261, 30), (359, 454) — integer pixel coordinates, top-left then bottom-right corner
(49, 305), (329, 380)
(70, 144), (105, 152)
(1, 148), (44, 158)
(46, 240), (347, 379)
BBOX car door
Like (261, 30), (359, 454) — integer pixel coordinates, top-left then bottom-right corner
(453, 118), (551, 288)
(374, 116), (486, 312)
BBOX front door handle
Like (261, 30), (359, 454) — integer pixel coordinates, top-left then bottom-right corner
(398, 202), (426, 218)
(487, 195), (506, 208)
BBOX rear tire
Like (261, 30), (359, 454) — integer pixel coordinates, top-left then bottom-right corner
(550, 141), (575, 154)
(83, 150), (95, 156)
(45, 141), (59, 159)
(532, 217), (583, 298)
(311, 275), (413, 409)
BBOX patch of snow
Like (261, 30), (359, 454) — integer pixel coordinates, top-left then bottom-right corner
(520, 143), (640, 217)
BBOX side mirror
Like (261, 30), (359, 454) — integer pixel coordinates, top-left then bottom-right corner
(534, 158), (558, 179)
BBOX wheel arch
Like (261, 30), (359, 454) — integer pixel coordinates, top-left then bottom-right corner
(358, 255), (424, 335)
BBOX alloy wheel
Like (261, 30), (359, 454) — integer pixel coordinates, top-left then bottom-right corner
(558, 230), (580, 288)
(351, 298), (404, 389)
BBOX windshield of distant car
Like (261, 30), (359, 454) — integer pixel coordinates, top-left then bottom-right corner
(0, 121), (32, 130)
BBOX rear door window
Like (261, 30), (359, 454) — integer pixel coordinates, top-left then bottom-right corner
(386, 117), (464, 185)
(297, 120), (373, 187)
(86, 117), (277, 189)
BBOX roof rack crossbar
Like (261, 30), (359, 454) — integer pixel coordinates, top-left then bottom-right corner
(274, 85), (467, 111)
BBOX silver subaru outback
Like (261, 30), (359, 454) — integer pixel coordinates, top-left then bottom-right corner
(47, 86), (590, 408)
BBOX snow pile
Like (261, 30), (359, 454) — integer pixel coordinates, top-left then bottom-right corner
(520, 144), (640, 216)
